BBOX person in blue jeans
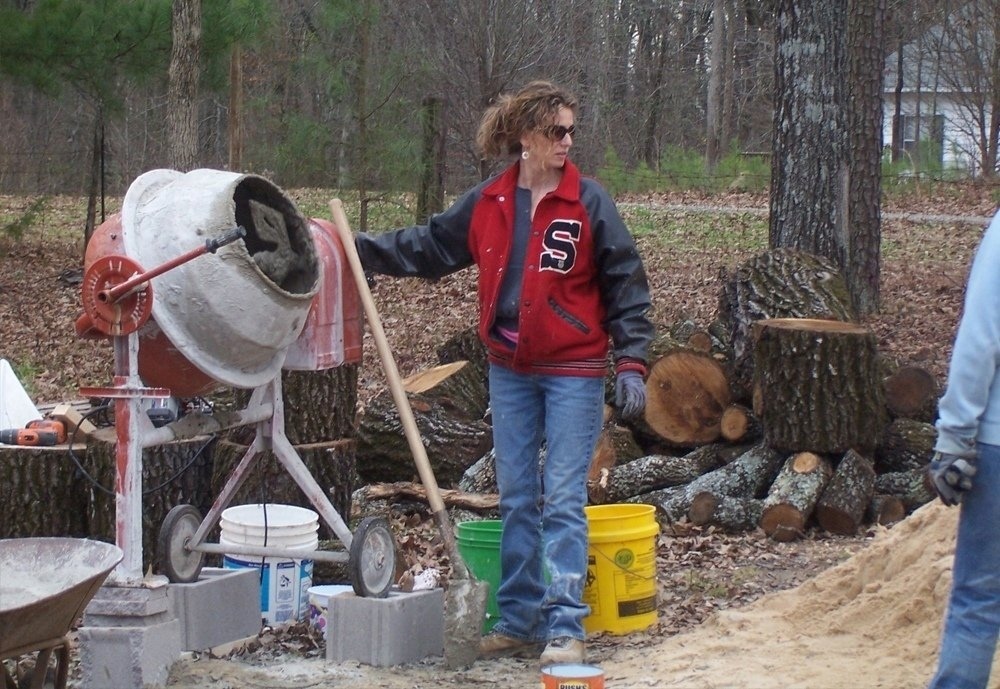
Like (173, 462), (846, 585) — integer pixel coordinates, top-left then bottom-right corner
(926, 209), (1000, 689)
(353, 80), (653, 666)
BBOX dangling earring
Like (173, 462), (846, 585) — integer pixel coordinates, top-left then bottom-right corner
(521, 150), (529, 160)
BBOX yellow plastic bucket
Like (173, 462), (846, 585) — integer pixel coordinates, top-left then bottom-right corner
(582, 504), (659, 634)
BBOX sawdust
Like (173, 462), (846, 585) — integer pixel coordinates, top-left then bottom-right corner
(163, 502), (981, 689)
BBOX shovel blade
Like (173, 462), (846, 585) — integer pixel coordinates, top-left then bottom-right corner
(442, 577), (490, 669)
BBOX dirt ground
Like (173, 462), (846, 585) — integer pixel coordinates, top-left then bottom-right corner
(162, 502), (971, 689)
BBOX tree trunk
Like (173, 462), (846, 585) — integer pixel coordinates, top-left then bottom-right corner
(866, 493), (906, 525)
(752, 318), (886, 453)
(435, 327), (488, 391)
(417, 95), (446, 222)
(816, 449), (876, 535)
(635, 443), (784, 521)
(718, 249), (856, 398)
(883, 365), (939, 423)
(644, 349), (731, 446)
(228, 46), (244, 171)
(167, 0), (202, 171)
(597, 445), (726, 505)
(760, 451), (833, 541)
(876, 418), (937, 474)
(844, 0), (886, 315)
(458, 448), (498, 495)
(770, 0), (847, 267)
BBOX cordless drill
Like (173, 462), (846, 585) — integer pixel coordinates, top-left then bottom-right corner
(0, 418), (67, 446)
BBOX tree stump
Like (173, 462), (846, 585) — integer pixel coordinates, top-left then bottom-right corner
(644, 349), (731, 446)
(212, 437), (357, 525)
(876, 418), (937, 474)
(635, 443), (784, 521)
(718, 248), (856, 398)
(752, 318), (886, 453)
(883, 365), (939, 423)
(0, 444), (90, 538)
(760, 452), (833, 541)
(688, 493), (764, 531)
(86, 430), (217, 570)
(816, 449), (876, 535)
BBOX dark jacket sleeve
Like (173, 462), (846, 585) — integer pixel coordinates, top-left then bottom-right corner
(581, 178), (654, 370)
(354, 185), (482, 280)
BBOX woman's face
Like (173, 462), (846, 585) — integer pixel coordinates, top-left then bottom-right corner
(522, 106), (575, 170)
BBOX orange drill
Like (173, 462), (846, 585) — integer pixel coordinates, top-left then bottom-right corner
(0, 419), (67, 446)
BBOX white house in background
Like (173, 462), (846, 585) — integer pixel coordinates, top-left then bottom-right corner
(882, 3), (997, 177)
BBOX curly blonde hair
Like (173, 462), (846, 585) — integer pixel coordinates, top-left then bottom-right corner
(476, 81), (578, 158)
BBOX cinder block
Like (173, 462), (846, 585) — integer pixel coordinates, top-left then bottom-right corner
(77, 618), (181, 689)
(326, 588), (444, 666)
(167, 567), (261, 651)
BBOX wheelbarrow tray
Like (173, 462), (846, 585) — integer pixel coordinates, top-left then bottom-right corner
(0, 538), (122, 658)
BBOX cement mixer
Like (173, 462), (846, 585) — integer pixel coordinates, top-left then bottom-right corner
(76, 169), (395, 598)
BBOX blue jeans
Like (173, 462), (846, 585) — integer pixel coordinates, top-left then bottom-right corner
(487, 363), (604, 642)
(929, 442), (1000, 689)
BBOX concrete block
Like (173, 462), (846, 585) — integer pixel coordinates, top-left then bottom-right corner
(77, 618), (181, 689)
(167, 567), (261, 651)
(84, 580), (171, 622)
(326, 588), (444, 666)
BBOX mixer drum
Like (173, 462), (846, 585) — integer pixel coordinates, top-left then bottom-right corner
(118, 168), (320, 390)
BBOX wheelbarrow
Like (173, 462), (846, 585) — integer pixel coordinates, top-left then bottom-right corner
(0, 538), (123, 689)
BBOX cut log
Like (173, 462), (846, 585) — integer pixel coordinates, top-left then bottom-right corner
(688, 493), (764, 531)
(816, 449), (876, 535)
(865, 493), (907, 525)
(760, 452), (834, 542)
(718, 248), (857, 398)
(355, 384), (493, 486)
(874, 467), (936, 511)
(632, 443), (784, 521)
(752, 318), (886, 453)
(0, 444), (90, 538)
(458, 449), (498, 494)
(587, 411), (650, 503)
(597, 445), (725, 504)
(402, 360), (489, 421)
(719, 404), (762, 443)
(883, 365), (939, 423)
(212, 438), (357, 522)
(355, 481), (498, 512)
(644, 349), (731, 446)
(876, 418), (937, 474)
(670, 318), (713, 353)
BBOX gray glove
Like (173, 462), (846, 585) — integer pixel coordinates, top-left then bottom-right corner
(928, 452), (977, 506)
(615, 371), (646, 421)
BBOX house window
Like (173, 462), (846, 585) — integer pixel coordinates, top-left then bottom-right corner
(898, 114), (945, 164)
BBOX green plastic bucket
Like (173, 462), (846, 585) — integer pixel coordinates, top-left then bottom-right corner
(456, 520), (502, 633)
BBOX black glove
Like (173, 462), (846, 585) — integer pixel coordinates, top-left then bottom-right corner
(615, 370), (646, 421)
(927, 452), (977, 506)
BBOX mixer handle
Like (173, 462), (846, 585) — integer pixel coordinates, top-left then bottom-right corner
(205, 225), (246, 253)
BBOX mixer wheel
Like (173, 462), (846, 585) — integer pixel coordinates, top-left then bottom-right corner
(159, 504), (205, 583)
(349, 516), (396, 598)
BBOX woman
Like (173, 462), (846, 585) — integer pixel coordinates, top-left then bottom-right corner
(354, 80), (653, 666)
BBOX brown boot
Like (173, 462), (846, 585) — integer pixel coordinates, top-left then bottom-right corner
(539, 636), (585, 665)
(478, 631), (542, 659)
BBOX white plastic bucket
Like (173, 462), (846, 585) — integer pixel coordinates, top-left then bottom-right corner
(220, 504), (319, 626)
(306, 584), (353, 639)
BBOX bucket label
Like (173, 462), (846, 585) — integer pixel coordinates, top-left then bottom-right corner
(224, 555), (313, 625)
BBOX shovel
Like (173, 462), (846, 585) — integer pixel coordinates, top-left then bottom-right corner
(329, 199), (489, 669)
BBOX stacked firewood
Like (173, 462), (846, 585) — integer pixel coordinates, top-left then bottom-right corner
(353, 248), (940, 541)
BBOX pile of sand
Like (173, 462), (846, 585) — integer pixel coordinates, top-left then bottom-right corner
(167, 503), (976, 689)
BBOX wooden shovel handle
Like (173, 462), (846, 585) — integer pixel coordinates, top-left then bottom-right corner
(328, 199), (448, 516)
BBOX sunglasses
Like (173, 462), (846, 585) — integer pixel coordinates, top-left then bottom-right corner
(541, 124), (576, 141)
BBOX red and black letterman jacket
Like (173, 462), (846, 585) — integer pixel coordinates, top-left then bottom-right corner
(354, 160), (653, 378)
